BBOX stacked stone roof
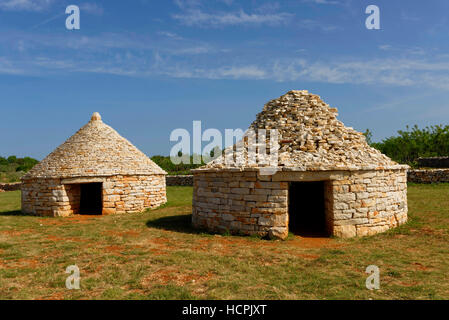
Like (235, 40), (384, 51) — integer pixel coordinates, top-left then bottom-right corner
(23, 113), (166, 179)
(201, 90), (407, 171)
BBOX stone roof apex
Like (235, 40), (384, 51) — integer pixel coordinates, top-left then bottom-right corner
(91, 112), (102, 121)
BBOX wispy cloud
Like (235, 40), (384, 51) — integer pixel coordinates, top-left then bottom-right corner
(5, 51), (449, 91)
(400, 11), (421, 22)
(379, 44), (392, 51)
(301, 0), (341, 5)
(30, 12), (65, 29)
(271, 57), (449, 90)
(378, 44), (427, 56)
(173, 9), (293, 27)
(2, 27), (449, 91)
(298, 19), (340, 32)
(0, 0), (53, 11)
(157, 31), (184, 40)
(80, 2), (104, 16)
(173, 0), (201, 10)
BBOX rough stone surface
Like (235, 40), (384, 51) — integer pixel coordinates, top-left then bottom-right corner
(166, 175), (193, 186)
(22, 175), (166, 217)
(21, 113), (167, 216)
(23, 113), (165, 179)
(202, 90), (406, 171)
(192, 169), (408, 239)
(0, 183), (21, 192)
(192, 91), (408, 239)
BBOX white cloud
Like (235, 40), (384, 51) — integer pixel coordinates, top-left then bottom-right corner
(174, 0), (201, 10)
(0, 0), (53, 11)
(2, 29), (449, 91)
(271, 58), (449, 89)
(173, 9), (293, 27)
(299, 19), (340, 32)
(302, 0), (340, 5)
(171, 46), (212, 54)
(80, 2), (104, 15)
(379, 44), (392, 51)
(0, 57), (25, 74)
(157, 31), (184, 40)
(203, 65), (267, 79)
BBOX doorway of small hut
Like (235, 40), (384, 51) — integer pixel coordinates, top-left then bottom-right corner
(79, 183), (103, 215)
(288, 181), (329, 237)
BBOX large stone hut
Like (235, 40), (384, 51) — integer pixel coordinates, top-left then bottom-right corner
(192, 91), (408, 239)
(21, 113), (167, 217)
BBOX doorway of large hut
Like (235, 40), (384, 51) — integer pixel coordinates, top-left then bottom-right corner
(288, 181), (329, 237)
(79, 183), (103, 215)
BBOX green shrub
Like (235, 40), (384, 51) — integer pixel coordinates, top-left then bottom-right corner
(0, 155), (39, 182)
(366, 125), (449, 167)
(151, 155), (205, 175)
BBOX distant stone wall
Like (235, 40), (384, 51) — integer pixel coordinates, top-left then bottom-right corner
(166, 175), (193, 186)
(192, 168), (408, 239)
(407, 169), (449, 183)
(21, 174), (167, 217)
(0, 183), (21, 192)
(417, 157), (449, 168)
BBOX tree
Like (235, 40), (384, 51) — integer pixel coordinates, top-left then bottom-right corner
(7, 156), (17, 164)
(363, 129), (373, 145)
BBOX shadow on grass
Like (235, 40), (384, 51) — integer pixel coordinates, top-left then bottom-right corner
(0, 210), (32, 216)
(146, 214), (204, 235)
(146, 214), (269, 240)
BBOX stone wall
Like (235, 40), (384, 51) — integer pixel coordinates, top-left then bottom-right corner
(192, 168), (408, 239)
(0, 182), (21, 192)
(417, 157), (449, 168)
(407, 169), (449, 183)
(166, 175), (193, 186)
(21, 174), (167, 217)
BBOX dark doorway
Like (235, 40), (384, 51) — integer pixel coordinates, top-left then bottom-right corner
(288, 181), (328, 237)
(79, 183), (103, 215)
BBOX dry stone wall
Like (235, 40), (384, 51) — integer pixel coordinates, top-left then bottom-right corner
(166, 175), (193, 186)
(192, 168), (407, 239)
(21, 174), (166, 217)
(0, 183), (21, 192)
(408, 169), (449, 183)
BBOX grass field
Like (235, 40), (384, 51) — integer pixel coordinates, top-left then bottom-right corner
(0, 185), (448, 300)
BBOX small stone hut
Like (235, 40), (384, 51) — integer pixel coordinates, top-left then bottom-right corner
(192, 91), (408, 239)
(21, 112), (167, 217)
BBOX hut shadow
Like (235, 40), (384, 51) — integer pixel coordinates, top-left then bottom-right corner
(146, 214), (203, 235)
(0, 210), (32, 216)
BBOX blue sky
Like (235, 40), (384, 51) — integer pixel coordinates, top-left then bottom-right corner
(1, 0), (449, 160)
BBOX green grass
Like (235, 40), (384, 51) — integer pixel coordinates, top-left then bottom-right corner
(0, 184), (448, 300)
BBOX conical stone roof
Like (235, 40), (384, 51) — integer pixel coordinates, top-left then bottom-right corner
(201, 90), (407, 171)
(24, 113), (166, 179)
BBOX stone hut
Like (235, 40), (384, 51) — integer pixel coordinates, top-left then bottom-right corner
(192, 91), (408, 239)
(21, 112), (167, 217)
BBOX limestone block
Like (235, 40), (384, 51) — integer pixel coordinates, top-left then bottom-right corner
(333, 225), (356, 238)
(268, 227), (288, 240)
